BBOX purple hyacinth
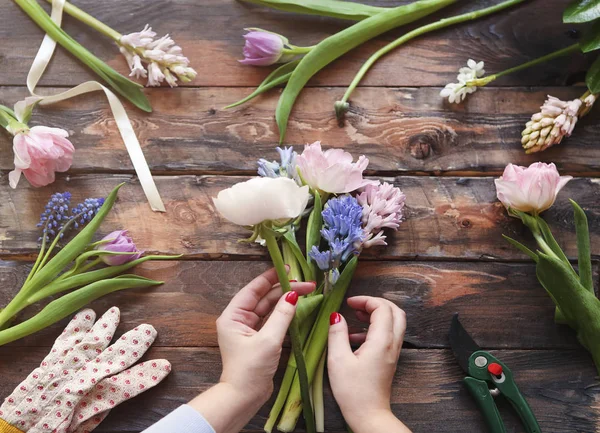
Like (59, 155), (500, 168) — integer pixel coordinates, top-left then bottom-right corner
(257, 146), (299, 183)
(309, 195), (364, 272)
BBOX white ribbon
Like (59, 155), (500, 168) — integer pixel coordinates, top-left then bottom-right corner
(17, 0), (166, 212)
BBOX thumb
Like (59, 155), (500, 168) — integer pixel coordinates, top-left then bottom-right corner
(328, 312), (353, 360)
(259, 291), (299, 346)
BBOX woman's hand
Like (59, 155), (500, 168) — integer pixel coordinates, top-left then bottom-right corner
(327, 296), (412, 433)
(189, 267), (315, 433)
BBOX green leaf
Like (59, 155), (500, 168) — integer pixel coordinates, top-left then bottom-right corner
(564, 0), (600, 23)
(14, 0), (151, 112)
(0, 276), (162, 346)
(580, 21), (600, 52)
(306, 191), (323, 278)
(224, 60), (299, 109)
(26, 255), (179, 305)
(535, 215), (574, 271)
(502, 235), (539, 262)
(571, 200), (594, 293)
(587, 54), (600, 95)
(283, 231), (314, 282)
(275, 0), (456, 143)
(239, 0), (388, 21)
(296, 294), (323, 324)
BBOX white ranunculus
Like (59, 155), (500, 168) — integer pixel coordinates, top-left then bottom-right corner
(213, 177), (310, 226)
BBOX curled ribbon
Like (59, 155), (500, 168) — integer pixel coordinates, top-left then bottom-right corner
(16, 0), (166, 212)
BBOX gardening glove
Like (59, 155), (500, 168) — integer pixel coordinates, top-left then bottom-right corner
(0, 307), (171, 433)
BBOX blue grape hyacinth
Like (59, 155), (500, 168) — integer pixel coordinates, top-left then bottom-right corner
(38, 192), (105, 242)
(309, 195), (364, 272)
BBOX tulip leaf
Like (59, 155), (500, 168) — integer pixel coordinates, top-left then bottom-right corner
(296, 295), (323, 324)
(283, 231), (315, 282)
(239, 0), (388, 21)
(564, 0), (600, 23)
(224, 60), (299, 109)
(535, 215), (574, 271)
(27, 255), (179, 305)
(502, 235), (539, 262)
(14, 0), (151, 112)
(580, 21), (600, 52)
(586, 53), (600, 93)
(571, 200), (594, 293)
(275, 0), (456, 143)
(0, 276), (162, 347)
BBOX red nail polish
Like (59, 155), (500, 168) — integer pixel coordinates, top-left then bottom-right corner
(289, 279), (297, 283)
(330, 312), (342, 325)
(309, 281), (317, 285)
(285, 291), (299, 306)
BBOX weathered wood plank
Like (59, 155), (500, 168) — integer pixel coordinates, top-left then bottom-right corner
(2, 260), (594, 349)
(1, 86), (598, 175)
(0, 0), (588, 87)
(0, 175), (598, 260)
(0, 347), (597, 432)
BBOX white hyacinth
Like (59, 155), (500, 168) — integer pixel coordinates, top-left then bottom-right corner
(118, 25), (197, 87)
(440, 59), (485, 104)
(521, 95), (585, 153)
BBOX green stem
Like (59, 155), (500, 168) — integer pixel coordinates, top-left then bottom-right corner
(265, 364), (296, 432)
(313, 351), (326, 432)
(468, 43), (581, 87)
(283, 45), (316, 55)
(45, 0), (122, 41)
(337, 0), (527, 109)
(282, 234), (303, 282)
(533, 232), (561, 261)
(261, 225), (316, 433)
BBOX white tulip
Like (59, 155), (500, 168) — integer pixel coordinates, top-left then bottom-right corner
(213, 177), (310, 226)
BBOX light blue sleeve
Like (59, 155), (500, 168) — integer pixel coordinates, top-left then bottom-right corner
(142, 404), (216, 433)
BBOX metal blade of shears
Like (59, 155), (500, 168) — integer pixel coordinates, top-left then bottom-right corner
(449, 313), (482, 374)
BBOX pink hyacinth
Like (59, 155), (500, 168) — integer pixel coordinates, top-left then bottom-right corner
(356, 182), (406, 248)
(495, 162), (572, 214)
(296, 141), (373, 194)
(9, 126), (75, 188)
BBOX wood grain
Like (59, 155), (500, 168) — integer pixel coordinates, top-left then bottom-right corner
(1, 175), (599, 260)
(0, 347), (598, 432)
(1, 86), (599, 176)
(2, 259), (595, 349)
(0, 0), (588, 88)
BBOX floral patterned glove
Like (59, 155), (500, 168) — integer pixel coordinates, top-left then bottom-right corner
(0, 307), (171, 433)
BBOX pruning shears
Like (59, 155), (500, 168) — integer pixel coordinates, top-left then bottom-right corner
(449, 314), (541, 433)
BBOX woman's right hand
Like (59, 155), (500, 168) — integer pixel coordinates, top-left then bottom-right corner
(327, 296), (412, 433)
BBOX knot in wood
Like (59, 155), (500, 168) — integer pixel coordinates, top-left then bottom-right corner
(408, 137), (431, 159)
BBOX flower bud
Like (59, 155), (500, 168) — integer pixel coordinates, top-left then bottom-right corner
(96, 230), (142, 266)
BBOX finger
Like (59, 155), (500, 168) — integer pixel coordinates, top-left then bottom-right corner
(347, 296), (394, 350)
(224, 267), (284, 315)
(255, 282), (316, 317)
(355, 310), (370, 324)
(391, 305), (407, 353)
(327, 313), (353, 360)
(349, 332), (368, 345)
(258, 291), (299, 347)
(75, 307), (121, 360)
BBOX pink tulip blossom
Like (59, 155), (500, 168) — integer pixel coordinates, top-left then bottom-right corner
(9, 126), (75, 189)
(240, 30), (289, 66)
(96, 230), (142, 266)
(296, 142), (373, 193)
(495, 162), (572, 214)
(357, 182), (406, 248)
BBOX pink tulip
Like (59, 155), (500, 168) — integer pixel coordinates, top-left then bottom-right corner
(9, 126), (75, 188)
(296, 141), (373, 194)
(495, 162), (572, 214)
(96, 230), (142, 266)
(239, 30), (287, 66)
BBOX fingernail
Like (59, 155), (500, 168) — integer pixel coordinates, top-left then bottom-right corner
(285, 291), (299, 306)
(289, 279), (297, 283)
(330, 312), (342, 325)
(309, 281), (316, 285)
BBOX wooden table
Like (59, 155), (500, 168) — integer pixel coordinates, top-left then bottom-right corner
(1, 0), (600, 431)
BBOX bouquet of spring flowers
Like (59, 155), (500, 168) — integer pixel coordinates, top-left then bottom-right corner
(213, 143), (406, 432)
(0, 184), (177, 346)
(495, 162), (600, 373)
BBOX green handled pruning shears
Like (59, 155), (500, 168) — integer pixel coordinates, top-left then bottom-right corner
(449, 314), (541, 433)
